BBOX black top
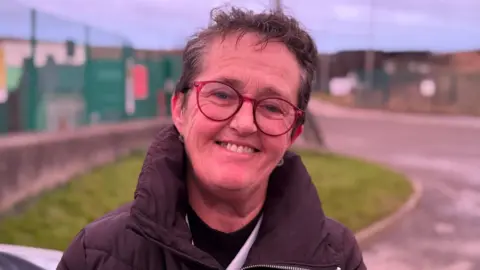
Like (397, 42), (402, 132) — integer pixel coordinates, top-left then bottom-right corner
(187, 205), (262, 268)
(56, 125), (366, 270)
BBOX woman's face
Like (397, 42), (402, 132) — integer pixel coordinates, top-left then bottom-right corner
(172, 32), (303, 194)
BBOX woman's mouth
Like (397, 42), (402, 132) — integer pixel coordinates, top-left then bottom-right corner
(215, 141), (260, 154)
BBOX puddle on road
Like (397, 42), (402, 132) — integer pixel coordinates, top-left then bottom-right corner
(390, 155), (480, 219)
(389, 155), (480, 186)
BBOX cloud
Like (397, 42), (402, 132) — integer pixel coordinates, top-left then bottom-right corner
(331, 4), (435, 26)
(5, 0), (480, 52)
(331, 5), (363, 21)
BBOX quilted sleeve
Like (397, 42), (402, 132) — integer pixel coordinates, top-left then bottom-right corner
(56, 229), (88, 270)
(343, 228), (367, 270)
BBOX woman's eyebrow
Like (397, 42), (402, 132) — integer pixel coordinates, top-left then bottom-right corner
(215, 77), (243, 88)
(214, 76), (289, 99)
(255, 87), (289, 100)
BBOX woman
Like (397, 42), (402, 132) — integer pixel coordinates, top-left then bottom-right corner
(57, 6), (366, 270)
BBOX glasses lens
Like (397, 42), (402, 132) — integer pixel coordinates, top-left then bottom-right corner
(255, 98), (296, 135)
(198, 82), (240, 120)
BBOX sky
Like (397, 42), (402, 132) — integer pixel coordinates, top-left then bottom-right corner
(1, 0), (480, 53)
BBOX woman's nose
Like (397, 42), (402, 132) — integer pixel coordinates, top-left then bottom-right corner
(229, 101), (257, 135)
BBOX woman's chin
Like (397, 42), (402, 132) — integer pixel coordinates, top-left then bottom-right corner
(192, 161), (266, 192)
(213, 177), (253, 190)
(201, 174), (256, 193)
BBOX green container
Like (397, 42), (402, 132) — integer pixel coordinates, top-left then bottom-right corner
(0, 102), (7, 134)
(84, 59), (126, 124)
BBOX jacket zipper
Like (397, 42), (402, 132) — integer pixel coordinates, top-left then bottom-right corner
(130, 218), (340, 270)
(241, 264), (340, 270)
(128, 225), (220, 269)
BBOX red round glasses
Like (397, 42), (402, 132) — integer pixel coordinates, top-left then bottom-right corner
(190, 81), (304, 136)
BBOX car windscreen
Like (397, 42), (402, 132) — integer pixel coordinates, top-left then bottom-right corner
(0, 252), (45, 270)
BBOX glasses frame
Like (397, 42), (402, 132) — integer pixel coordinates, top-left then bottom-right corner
(190, 80), (305, 136)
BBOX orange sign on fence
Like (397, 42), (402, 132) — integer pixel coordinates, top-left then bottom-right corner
(0, 46), (7, 103)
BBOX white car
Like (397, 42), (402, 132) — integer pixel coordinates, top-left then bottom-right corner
(0, 244), (63, 270)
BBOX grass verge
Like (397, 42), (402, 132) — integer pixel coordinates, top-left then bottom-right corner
(0, 150), (412, 251)
(311, 92), (355, 107)
(298, 150), (412, 232)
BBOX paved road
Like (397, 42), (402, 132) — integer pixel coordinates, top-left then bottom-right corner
(307, 100), (480, 270)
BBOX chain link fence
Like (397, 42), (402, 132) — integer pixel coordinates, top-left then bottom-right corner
(0, 0), (182, 135)
(315, 51), (480, 116)
(311, 0), (480, 117)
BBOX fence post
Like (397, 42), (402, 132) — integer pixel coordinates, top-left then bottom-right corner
(122, 44), (134, 120)
(83, 25), (91, 125)
(162, 57), (174, 117)
(27, 8), (38, 131)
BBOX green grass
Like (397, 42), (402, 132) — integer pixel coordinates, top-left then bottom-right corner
(0, 150), (412, 251)
(298, 150), (412, 232)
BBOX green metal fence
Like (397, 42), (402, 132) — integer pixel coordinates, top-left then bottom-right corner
(0, 0), (182, 135)
(132, 52), (182, 120)
(317, 52), (480, 116)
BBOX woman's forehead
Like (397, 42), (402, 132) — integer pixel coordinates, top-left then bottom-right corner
(198, 33), (301, 102)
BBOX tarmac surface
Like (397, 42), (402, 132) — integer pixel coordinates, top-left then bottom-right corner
(306, 100), (480, 270)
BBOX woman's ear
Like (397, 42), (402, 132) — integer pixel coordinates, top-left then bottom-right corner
(290, 125), (303, 145)
(171, 93), (185, 134)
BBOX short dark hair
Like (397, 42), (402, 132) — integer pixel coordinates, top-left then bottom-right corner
(175, 6), (318, 113)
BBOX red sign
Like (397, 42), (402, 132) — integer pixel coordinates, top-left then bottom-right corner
(133, 64), (148, 100)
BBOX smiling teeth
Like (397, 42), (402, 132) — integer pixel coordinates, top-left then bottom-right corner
(220, 142), (254, 153)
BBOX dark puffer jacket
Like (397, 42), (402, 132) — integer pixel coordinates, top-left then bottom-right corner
(57, 125), (366, 270)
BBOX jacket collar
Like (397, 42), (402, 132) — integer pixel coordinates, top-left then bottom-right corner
(129, 125), (334, 268)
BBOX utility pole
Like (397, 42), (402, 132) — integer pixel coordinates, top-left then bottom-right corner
(272, 0), (281, 12)
(270, 0), (327, 150)
(320, 54), (330, 92)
